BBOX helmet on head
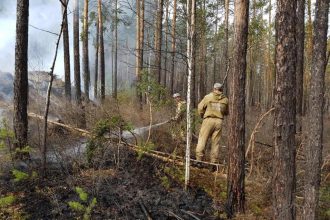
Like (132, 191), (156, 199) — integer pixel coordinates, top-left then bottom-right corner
(173, 93), (181, 98)
(213, 83), (223, 90)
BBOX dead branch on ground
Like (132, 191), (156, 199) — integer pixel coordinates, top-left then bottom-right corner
(166, 210), (184, 220)
(138, 199), (153, 220)
(29, 112), (91, 136)
(180, 209), (201, 220)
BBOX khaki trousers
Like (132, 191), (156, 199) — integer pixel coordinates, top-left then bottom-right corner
(196, 117), (223, 163)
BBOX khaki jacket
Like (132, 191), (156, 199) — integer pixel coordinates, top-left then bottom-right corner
(198, 92), (228, 119)
(174, 100), (187, 121)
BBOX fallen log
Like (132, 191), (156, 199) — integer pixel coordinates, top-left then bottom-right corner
(121, 141), (226, 170)
(28, 112), (91, 136)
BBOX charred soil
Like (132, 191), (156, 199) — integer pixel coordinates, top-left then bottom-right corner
(0, 143), (228, 220)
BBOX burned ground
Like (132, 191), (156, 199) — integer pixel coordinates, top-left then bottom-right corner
(0, 144), (225, 220)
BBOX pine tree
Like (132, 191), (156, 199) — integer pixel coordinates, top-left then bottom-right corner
(14, 0), (29, 150)
(73, 0), (81, 104)
(62, 0), (71, 100)
(273, 1), (297, 219)
(83, 0), (90, 100)
(98, 0), (105, 100)
(227, 0), (249, 216)
(303, 0), (329, 219)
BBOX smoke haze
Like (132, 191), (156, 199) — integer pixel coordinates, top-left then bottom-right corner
(0, 0), (66, 77)
(0, 0), (136, 92)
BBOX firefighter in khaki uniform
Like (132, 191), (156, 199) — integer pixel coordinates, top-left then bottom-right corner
(170, 93), (187, 140)
(171, 93), (186, 121)
(196, 83), (228, 163)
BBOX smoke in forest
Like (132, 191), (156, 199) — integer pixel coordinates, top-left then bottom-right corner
(0, 0), (136, 93)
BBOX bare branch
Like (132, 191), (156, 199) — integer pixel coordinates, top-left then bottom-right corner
(180, 210), (201, 220)
(59, 0), (65, 7)
(42, 0), (70, 175)
(29, 24), (59, 36)
(138, 199), (153, 220)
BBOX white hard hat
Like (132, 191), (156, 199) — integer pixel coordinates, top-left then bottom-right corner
(173, 93), (181, 98)
(213, 83), (223, 89)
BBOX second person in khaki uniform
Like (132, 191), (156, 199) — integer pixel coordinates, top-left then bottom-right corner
(170, 93), (187, 141)
(196, 83), (228, 163)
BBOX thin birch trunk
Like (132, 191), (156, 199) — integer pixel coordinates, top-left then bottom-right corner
(185, 0), (195, 190)
(94, 19), (99, 99)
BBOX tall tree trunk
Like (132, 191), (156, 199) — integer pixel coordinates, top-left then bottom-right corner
(185, 0), (195, 190)
(154, 0), (164, 85)
(273, 1), (297, 219)
(73, 0), (81, 104)
(296, 0), (305, 133)
(111, 31), (114, 95)
(98, 0), (105, 100)
(139, 0), (145, 103)
(14, 0), (29, 150)
(213, 0), (219, 86)
(303, 0), (329, 219)
(94, 19), (99, 99)
(191, 0), (197, 108)
(83, 0), (90, 101)
(247, 0), (256, 107)
(303, 0), (313, 114)
(139, 0), (145, 70)
(135, 0), (144, 108)
(265, 0), (273, 109)
(135, 0), (140, 80)
(198, 0), (207, 100)
(62, 0), (71, 101)
(163, 0), (169, 88)
(170, 0), (177, 94)
(227, 0), (249, 216)
(113, 0), (118, 99)
(223, 0), (230, 94)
